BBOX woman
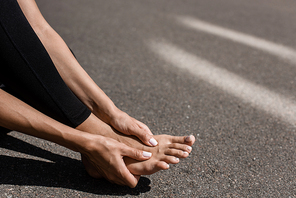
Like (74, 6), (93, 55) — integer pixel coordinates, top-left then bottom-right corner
(0, 0), (195, 188)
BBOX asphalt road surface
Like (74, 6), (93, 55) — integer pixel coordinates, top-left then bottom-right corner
(1, 0), (296, 197)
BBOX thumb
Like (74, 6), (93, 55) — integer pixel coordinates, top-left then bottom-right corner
(129, 121), (158, 147)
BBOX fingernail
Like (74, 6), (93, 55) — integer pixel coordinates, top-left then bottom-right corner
(185, 135), (193, 142)
(183, 151), (189, 155)
(175, 158), (179, 162)
(187, 146), (192, 152)
(143, 151), (152, 158)
(149, 138), (158, 146)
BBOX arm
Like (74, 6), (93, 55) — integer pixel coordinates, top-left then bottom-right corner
(0, 89), (150, 187)
(17, 0), (157, 147)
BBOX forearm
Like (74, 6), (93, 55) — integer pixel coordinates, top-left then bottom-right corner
(37, 26), (117, 121)
(0, 89), (90, 153)
(32, 25), (155, 145)
(36, 26), (105, 108)
(16, 0), (155, 147)
(17, 0), (118, 123)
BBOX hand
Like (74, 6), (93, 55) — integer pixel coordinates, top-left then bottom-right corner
(80, 134), (152, 188)
(109, 109), (158, 147)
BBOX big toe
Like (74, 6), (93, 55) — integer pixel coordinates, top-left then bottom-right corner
(184, 135), (195, 146)
(171, 135), (195, 146)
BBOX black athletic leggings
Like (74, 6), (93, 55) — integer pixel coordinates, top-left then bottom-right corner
(0, 0), (91, 132)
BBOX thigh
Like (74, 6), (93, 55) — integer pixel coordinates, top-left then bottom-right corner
(0, 0), (90, 128)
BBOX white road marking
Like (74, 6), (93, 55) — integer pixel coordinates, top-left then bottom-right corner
(176, 16), (296, 64)
(148, 40), (296, 126)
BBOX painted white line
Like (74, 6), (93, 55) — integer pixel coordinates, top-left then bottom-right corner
(176, 16), (296, 64)
(148, 40), (296, 126)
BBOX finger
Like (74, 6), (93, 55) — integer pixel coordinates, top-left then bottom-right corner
(115, 159), (140, 188)
(136, 120), (153, 135)
(130, 120), (158, 147)
(121, 144), (152, 161)
(125, 172), (139, 188)
(105, 163), (136, 187)
(134, 175), (141, 181)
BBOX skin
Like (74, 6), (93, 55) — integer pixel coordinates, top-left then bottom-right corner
(0, 0), (197, 187)
(83, 134), (196, 177)
(76, 114), (196, 176)
(16, 0), (158, 147)
(0, 89), (150, 187)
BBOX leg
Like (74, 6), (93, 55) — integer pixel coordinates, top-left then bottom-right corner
(0, 0), (91, 128)
(15, 0), (157, 146)
(0, 88), (151, 188)
(0, 0), (196, 180)
(6, 0), (157, 147)
(0, 0), (184, 180)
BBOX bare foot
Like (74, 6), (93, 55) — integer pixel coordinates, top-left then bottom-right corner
(123, 134), (195, 175)
(77, 114), (195, 177)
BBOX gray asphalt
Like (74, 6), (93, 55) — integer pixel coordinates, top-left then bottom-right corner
(1, 0), (296, 197)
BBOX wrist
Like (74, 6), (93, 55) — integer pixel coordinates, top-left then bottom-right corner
(92, 100), (119, 124)
(64, 129), (96, 154)
(72, 132), (109, 158)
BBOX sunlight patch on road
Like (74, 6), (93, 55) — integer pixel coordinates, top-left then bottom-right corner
(1, 147), (54, 163)
(148, 40), (296, 126)
(176, 16), (296, 65)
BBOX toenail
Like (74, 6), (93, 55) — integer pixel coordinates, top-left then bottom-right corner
(183, 151), (189, 156)
(143, 151), (152, 157)
(187, 146), (192, 152)
(175, 158), (179, 162)
(149, 138), (158, 146)
(185, 135), (192, 142)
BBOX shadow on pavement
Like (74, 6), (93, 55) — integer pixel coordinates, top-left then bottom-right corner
(0, 133), (151, 196)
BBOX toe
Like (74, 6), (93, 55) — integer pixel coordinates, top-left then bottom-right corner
(170, 136), (186, 144)
(171, 135), (195, 146)
(184, 135), (196, 146)
(156, 161), (170, 170)
(140, 161), (169, 175)
(162, 156), (180, 164)
(165, 148), (189, 158)
(169, 143), (192, 154)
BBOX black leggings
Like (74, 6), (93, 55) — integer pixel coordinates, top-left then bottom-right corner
(0, 0), (91, 131)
